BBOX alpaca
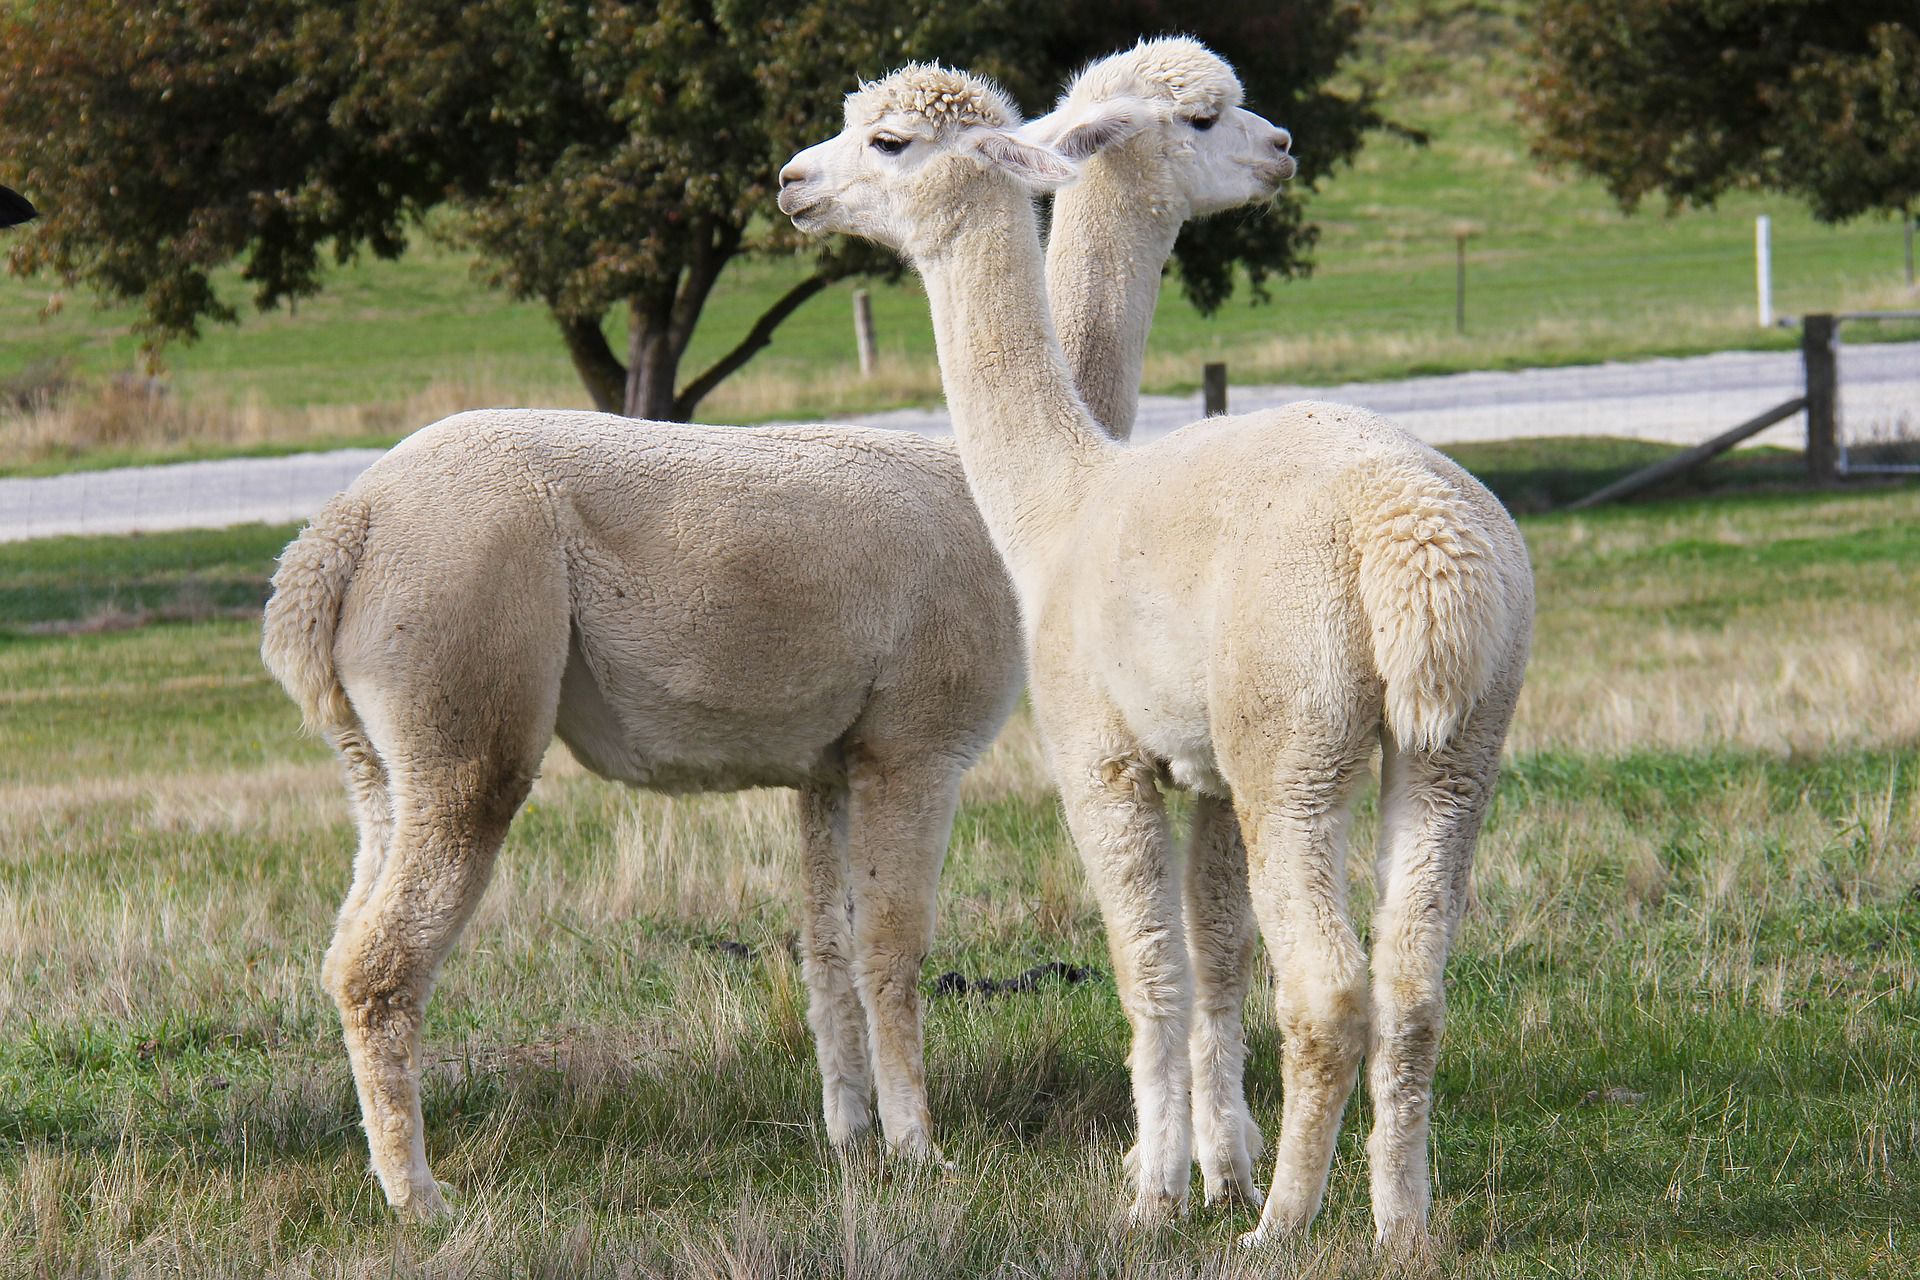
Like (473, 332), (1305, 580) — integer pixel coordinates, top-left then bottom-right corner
(261, 48), (1289, 1221)
(1028, 38), (1295, 1211)
(1028, 38), (1294, 441)
(779, 66), (1533, 1248)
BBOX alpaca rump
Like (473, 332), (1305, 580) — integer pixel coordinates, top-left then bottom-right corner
(781, 62), (1532, 1249)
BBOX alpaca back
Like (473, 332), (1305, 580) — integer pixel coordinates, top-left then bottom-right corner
(335, 410), (1023, 790)
(1049, 402), (1530, 763)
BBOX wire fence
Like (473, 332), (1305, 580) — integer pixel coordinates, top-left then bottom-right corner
(1834, 313), (1920, 475)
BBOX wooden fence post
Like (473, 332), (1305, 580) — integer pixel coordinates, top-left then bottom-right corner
(1203, 362), (1227, 417)
(853, 289), (877, 377)
(1455, 231), (1469, 335)
(1802, 313), (1838, 483)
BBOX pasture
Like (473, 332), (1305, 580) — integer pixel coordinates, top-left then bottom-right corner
(3, 463), (1915, 1277)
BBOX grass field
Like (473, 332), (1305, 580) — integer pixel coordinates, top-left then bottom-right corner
(3, 462), (1916, 1276)
(3, 1), (1916, 474)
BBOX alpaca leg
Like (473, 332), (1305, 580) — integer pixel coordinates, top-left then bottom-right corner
(323, 725), (393, 944)
(1241, 775), (1369, 1246)
(1051, 737), (1191, 1221)
(1185, 792), (1263, 1209)
(1367, 730), (1504, 1251)
(324, 758), (533, 1220)
(844, 751), (961, 1162)
(795, 782), (872, 1146)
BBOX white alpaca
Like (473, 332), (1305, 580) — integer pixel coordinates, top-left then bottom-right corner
(1029, 38), (1293, 441)
(1025, 36), (1296, 1210)
(779, 65), (1533, 1248)
(261, 45), (1288, 1221)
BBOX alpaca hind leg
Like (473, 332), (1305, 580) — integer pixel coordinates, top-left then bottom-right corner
(1185, 792), (1263, 1209)
(325, 758), (533, 1220)
(1367, 728), (1504, 1251)
(322, 726), (392, 969)
(1241, 772), (1369, 1246)
(842, 750), (960, 1163)
(1053, 737), (1191, 1221)
(795, 782), (873, 1146)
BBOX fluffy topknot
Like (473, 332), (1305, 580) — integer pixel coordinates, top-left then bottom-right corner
(1061, 36), (1244, 114)
(846, 63), (1021, 133)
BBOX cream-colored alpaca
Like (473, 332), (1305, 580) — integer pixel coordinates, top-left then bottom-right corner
(261, 46), (1289, 1222)
(780, 66), (1533, 1248)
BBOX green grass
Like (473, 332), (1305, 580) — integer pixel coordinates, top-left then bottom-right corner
(2, 480), (1916, 1276)
(2, 0), (1915, 475)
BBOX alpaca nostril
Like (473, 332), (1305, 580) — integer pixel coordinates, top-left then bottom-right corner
(778, 164), (805, 190)
(1273, 128), (1293, 154)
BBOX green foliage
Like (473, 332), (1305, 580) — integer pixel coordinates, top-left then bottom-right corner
(0, 1), (1376, 420)
(1524, 0), (1920, 221)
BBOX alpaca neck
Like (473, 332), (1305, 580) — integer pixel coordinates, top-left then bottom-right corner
(915, 185), (1110, 574)
(1046, 156), (1182, 440)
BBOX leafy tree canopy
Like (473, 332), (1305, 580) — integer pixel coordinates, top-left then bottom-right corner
(1524, 0), (1920, 223)
(0, 0), (1379, 420)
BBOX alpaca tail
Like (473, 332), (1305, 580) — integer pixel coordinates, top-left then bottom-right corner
(1352, 465), (1523, 753)
(261, 493), (371, 740)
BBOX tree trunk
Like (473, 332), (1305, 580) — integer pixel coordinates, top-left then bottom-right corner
(624, 294), (680, 421)
(556, 313), (625, 414)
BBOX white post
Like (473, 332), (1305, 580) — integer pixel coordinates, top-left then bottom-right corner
(1755, 215), (1773, 327)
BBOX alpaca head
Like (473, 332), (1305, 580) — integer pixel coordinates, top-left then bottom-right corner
(778, 64), (1076, 257)
(1022, 37), (1294, 217)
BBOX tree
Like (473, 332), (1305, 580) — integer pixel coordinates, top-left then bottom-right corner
(1524, 1), (1920, 223)
(0, 0), (1379, 421)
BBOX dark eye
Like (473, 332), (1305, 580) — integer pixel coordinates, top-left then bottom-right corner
(1189, 116), (1218, 132)
(871, 136), (908, 155)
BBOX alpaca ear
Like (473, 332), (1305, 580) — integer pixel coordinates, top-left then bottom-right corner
(1020, 98), (1152, 161)
(969, 129), (1079, 190)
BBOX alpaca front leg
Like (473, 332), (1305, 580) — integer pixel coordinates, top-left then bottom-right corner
(1185, 793), (1263, 1209)
(1054, 741), (1192, 1222)
(795, 783), (872, 1146)
(845, 752), (961, 1163)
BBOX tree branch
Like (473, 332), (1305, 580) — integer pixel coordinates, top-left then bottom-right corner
(667, 220), (742, 363)
(672, 270), (836, 421)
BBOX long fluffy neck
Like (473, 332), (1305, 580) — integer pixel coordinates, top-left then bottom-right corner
(915, 183), (1110, 577)
(1046, 153), (1183, 440)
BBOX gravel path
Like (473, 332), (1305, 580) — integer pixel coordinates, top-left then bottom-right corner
(4, 341), (1913, 542)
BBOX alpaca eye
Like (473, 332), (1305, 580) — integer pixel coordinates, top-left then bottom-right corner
(871, 136), (908, 155)
(1189, 116), (1219, 132)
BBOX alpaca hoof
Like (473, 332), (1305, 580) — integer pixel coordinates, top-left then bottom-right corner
(1375, 1218), (1435, 1265)
(392, 1180), (455, 1223)
(1127, 1188), (1188, 1227)
(885, 1127), (951, 1172)
(826, 1114), (874, 1150)
(1203, 1177), (1264, 1213)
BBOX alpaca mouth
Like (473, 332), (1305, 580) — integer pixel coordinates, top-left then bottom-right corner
(1258, 154), (1297, 186)
(776, 189), (824, 220)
